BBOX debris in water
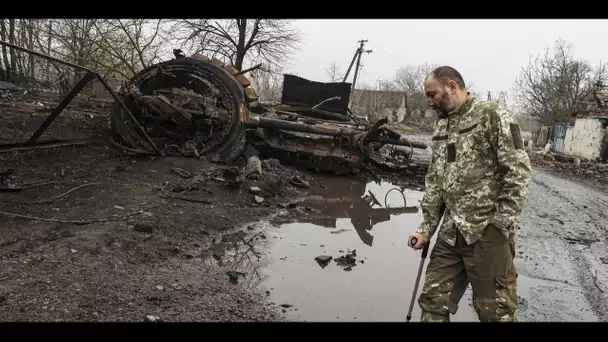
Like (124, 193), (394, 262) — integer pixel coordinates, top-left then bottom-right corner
(314, 255), (333, 268)
(334, 249), (358, 271)
(330, 228), (351, 234)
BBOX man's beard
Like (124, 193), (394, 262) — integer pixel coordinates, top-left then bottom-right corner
(433, 92), (454, 114)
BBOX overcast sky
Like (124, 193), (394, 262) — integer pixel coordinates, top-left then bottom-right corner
(283, 19), (608, 98)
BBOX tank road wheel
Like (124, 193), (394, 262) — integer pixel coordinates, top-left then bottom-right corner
(110, 55), (259, 163)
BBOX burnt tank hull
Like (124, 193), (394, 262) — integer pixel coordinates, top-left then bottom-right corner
(109, 54), (428, 176)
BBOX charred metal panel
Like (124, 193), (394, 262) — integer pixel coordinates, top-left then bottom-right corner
(281, 74), (352, 114)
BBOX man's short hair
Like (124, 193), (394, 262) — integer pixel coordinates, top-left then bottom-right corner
(428, 66), (466, 90)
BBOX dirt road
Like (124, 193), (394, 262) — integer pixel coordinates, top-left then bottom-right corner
(514, 167), (608, 321)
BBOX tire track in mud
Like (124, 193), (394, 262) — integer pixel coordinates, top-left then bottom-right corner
(569, 246), (608, 321)
(527, 172), (608, 321)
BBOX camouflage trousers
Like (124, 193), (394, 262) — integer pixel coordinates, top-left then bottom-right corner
(418, 224), (518, 322)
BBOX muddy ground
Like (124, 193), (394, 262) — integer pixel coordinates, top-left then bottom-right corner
(0, 91), (302, 321)
(1, 89), (607, 322)
(0, 141), (308, 322)
(0, 90), (429, 322)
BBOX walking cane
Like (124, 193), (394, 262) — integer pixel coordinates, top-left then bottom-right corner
(406, 236), (430, 322)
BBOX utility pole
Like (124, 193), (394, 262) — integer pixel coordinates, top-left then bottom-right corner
(351, 39), (372, 93)
(341, 40), (372, 108)
(342, 39), (373, 89)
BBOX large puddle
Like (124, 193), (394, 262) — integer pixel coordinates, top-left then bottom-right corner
(247, 175), (480, 322)
(206, 170), (577, 321)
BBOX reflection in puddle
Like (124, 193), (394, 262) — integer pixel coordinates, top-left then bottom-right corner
(203, 228), (271, 292)
(258, 176), (479, 322)
(207, 175), (555, 321)
(288, 178), (419, 247)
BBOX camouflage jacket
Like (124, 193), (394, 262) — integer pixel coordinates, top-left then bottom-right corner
(416, 96), (532, 246)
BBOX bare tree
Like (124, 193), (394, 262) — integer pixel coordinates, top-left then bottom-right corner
(325, 62), (343, 82)
(90, 19), (166, 79)
(512, 39), (607, 125)
(0, 19), (67, 84)
(167, 19), (301, 72)
(249, 69), (283, 103)
(392, 63), (437, 123)
(0, 19), (14, 81)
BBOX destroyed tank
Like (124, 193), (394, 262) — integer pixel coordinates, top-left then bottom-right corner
(109, 51), (428, 178)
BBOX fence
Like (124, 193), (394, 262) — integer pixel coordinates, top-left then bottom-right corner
(550, 123), (569, 153)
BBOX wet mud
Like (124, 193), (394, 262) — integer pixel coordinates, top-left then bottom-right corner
(515, 170), (608, 321)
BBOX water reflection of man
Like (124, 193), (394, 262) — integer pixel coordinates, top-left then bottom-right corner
(347, 193), (387, 246)
(298, 180), (378, 245)
(297, 179), (413, 246)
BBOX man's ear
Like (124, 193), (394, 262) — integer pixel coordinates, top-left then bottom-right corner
(447, 80), (458, 93)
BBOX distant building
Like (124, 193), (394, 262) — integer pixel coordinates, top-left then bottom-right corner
(545, 81), (608, 161)
(350, 89), (407, 123)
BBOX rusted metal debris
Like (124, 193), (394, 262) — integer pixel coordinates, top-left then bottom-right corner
(109, 51), (427, 179)
(0, 41), (427, 180)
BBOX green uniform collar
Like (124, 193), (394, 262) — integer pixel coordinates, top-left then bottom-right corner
(447, 95), (476, 117)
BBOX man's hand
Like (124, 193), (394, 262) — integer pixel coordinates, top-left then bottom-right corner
(408, 233), (427, 250)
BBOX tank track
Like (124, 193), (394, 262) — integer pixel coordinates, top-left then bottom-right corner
(109, 54), (258, 164)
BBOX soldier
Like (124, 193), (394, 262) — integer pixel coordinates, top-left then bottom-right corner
(407, 66), (531, 322)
